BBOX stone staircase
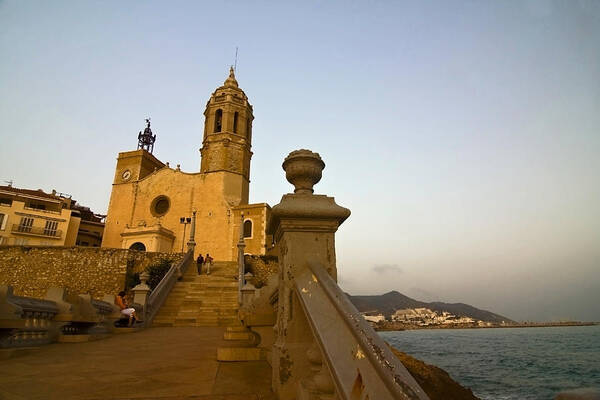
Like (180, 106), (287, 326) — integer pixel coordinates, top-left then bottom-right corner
(152, 261), (240, 327)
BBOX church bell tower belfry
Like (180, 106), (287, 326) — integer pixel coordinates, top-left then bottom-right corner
(200, 67), (254, 203)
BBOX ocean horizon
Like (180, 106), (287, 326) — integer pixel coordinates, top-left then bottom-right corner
(380, 325), (600, 400)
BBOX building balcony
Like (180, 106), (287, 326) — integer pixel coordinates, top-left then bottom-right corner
(11, 224), (62, 239)
(23, 206), (62, 215)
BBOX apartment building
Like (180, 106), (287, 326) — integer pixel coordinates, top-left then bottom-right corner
(0, 185), (104, 247)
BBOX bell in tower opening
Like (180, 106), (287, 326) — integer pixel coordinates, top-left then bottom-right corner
(137, 118), (156, 154)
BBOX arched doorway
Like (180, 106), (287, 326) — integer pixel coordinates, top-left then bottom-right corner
(129, 242), (146, 251)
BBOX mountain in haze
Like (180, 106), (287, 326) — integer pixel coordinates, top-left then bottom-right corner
(348, 290), (514, 323)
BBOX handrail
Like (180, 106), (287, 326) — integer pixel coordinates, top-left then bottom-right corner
(295, 258), (429, 400)
(5, 291), (59, 316)
(237, 213), (245, 305)
(1, 286), (60, 348)
(179, 250), (193, 276)
(145, 249), (193, 325)
(91, 299), (115, 316)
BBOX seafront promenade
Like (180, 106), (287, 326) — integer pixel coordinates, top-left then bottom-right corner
(0, 327), (274, 400)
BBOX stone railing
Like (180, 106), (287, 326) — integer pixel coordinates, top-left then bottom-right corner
(0, 286), (59, 348)
(46, 288), (116, 340)
(144, 249), (193, 325)
(296, 258), (427, 399)
(237, 213), (246, 305)
(236, 272), (278, 353)
(268, 149), (430, 400)
(0, 285), (121, 348)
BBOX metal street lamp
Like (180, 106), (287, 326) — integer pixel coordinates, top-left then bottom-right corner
(180, 216), (191, 252)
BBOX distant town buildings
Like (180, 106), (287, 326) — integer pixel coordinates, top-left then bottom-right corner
(361, 307), (489, 327)
(362, 313), (386, 324)
(392, 308), (476, 326)
(0, 185), (104, 247)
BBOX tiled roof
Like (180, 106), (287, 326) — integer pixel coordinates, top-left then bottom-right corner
(0, 185), (62, 200)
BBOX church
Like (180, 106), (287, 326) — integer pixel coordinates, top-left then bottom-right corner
(101, 68), (270, 260)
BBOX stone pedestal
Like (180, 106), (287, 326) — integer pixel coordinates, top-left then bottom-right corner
(269, 150), (350, 399)
(132, 272), (151, 314)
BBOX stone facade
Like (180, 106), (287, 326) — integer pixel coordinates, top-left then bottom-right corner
(0, 245), (183, 300)
(101, 68), (269, 261)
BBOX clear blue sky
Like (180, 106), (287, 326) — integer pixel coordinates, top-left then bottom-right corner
(1, 0), (599, 321)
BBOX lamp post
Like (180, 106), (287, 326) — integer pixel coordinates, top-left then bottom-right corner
(237, 212), (245, 304)
(180, 216), (191, 253)
(187, 210), (196, 253)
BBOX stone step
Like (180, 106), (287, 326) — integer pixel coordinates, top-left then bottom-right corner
(180, 300), (204, 306)
(175, 309), (237, 315)
(175, 312), (237, 317)
(176, 310), (220, 316)
(153, 260), (243, 327)
(151, 322), (173, 327)
(217, 347), (265, 362)
(189, 281), (238, 286)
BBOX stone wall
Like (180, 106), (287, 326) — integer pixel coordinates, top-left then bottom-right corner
(0, 246), (184, 300)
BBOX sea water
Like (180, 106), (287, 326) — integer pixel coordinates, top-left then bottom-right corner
(380, 325), (600, 400)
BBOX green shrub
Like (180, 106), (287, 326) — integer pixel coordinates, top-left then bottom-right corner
(146, 258), (173, 290)
(125, 269), (140, 290)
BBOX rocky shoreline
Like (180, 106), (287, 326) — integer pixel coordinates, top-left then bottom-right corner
(390, 345), (480, 400)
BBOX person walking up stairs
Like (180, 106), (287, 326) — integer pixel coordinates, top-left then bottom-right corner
(152, 259), (240, 327)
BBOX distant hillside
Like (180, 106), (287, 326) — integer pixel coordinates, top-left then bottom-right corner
(348, 291), (513, 323)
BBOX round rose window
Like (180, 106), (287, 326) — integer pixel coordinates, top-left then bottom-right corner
(151, 196), (170, 216)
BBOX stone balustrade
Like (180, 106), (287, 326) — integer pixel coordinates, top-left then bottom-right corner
(46, 288), (118, 341)
(0, 285), (59, 348)
(237, 272), (278, 350)
(295, 258), (428, 399)
(264, 149), (430, 400)
(0, 284), (130, 348)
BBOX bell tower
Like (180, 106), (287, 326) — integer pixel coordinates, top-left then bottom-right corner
(200, 67), (254, 184)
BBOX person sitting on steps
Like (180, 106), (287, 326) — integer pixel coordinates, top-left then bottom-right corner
(204, 253), (213, 275)
(115, 291), (138, 327)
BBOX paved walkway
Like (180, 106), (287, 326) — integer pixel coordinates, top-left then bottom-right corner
(0, 327), (275, 400)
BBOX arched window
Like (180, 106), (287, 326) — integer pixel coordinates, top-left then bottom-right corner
(130, 242), (146, 251)
(246, 117), (252, 139)
(214, 109), (222, 133)
(233, 112), (239, 133)
(243, 219), (252, 238)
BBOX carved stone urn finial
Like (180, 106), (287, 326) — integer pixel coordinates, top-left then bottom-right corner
(139, 271), (150, 286)
(282, 149), (326, 194)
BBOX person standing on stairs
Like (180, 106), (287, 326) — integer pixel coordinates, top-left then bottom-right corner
(196, 253), (204, 275)
(204, 253), (213, 274)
